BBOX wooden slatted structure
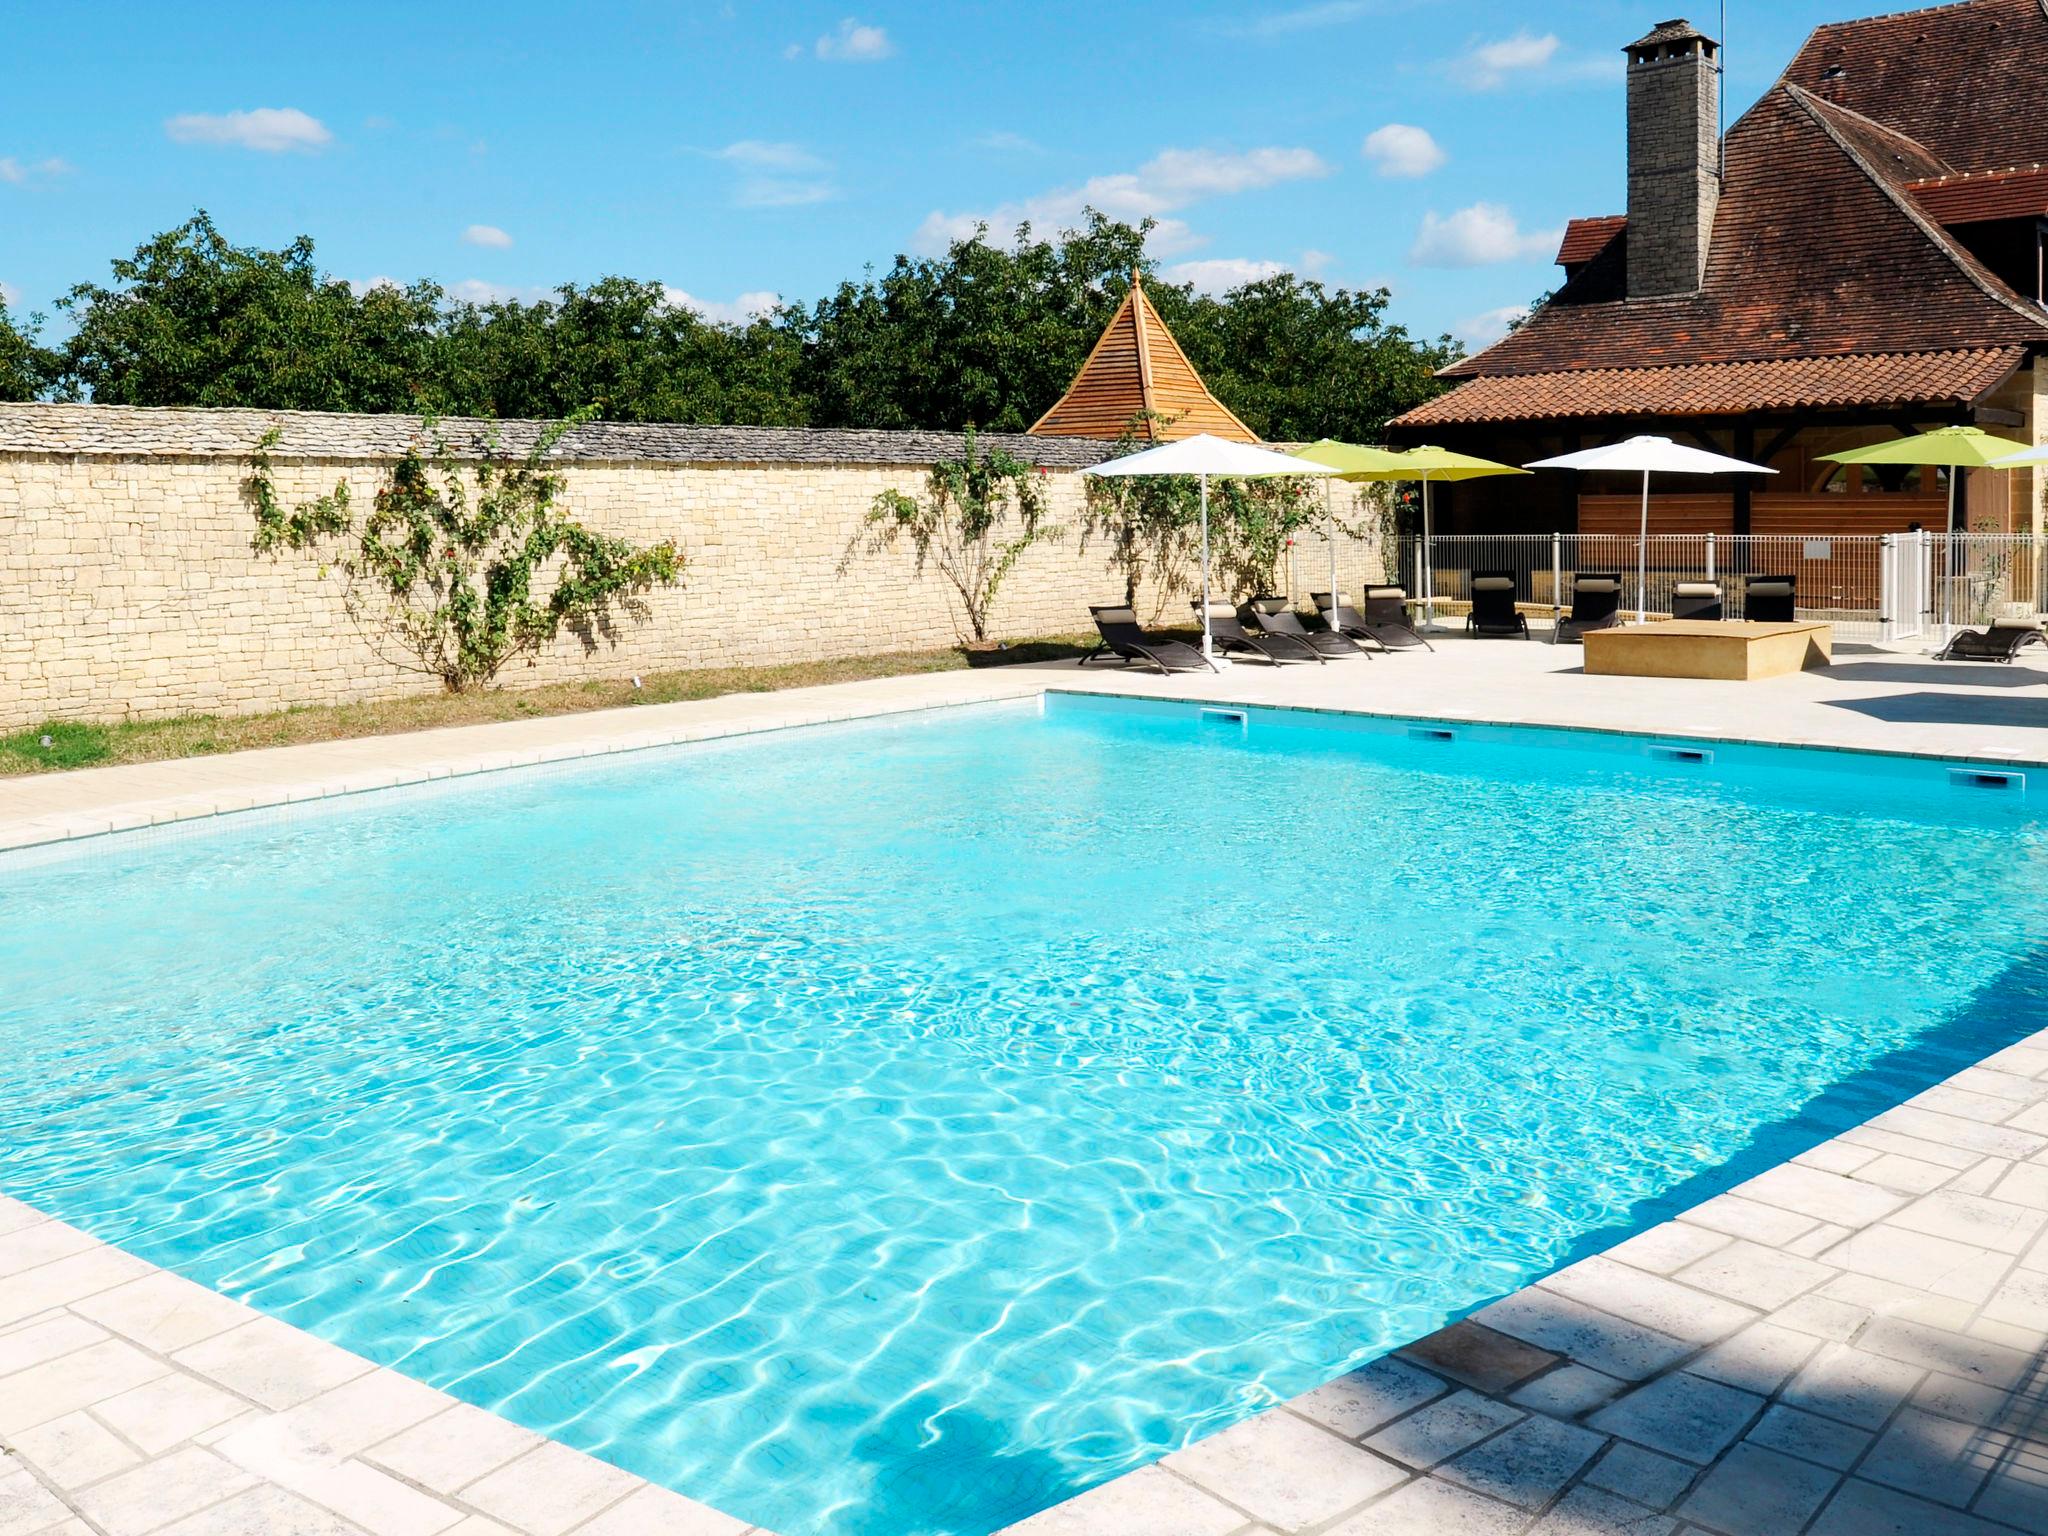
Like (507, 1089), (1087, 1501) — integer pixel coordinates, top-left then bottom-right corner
(1029, 273), (1259, 443)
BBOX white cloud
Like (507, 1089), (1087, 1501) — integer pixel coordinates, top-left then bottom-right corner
(1362, 124), (1445, 178)
(0, 155), (72, 185)
(1450, 30), (1559, 89)
(972, 130), (1042, 154)
(661, 287), (782, 325)
(1455, 304), (1530, 347)
(706, 140), (827, 172)
(1409, 202), (1561, 267)
(813, 18), (893, 60)
(0, 280), (20, 309)
(1164, 257), (1288, 294)
(347, 275), (405, 296)
(164, 107), (333, 152)
(446, 278), (554, 306)
(462, 224), (513, 249)
(914, 145), (1330, 256)
(734, 178), (836, 208)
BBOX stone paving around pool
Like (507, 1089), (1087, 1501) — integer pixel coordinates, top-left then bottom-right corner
(1000, 1026), (2048, 1536)
(0, 1194), (771, 1536)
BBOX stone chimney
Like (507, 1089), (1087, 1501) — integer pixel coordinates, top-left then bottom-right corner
(1625, 18), (1721, 299)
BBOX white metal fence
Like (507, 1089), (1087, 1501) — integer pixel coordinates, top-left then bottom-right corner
(1364, 532), (2048, 644)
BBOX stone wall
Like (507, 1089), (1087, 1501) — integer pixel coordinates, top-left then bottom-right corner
(0, 408), (1388, 729)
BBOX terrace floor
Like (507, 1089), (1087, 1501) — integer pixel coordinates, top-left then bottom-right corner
(5, 636), (2048, 1536)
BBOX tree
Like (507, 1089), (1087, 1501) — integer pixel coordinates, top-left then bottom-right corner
(0, 299), (51, 401)
(857, 429), (1059, 644)
(55, 213), (446, 412)
(246, 410), (681, 691)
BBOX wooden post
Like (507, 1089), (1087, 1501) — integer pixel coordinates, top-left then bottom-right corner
(1733, 420), (1756, 537)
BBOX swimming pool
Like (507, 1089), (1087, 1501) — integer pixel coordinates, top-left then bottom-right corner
(4, 692), (2046, 1535)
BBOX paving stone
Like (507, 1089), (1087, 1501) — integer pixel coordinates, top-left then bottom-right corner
(1778, 1344), (1925, 1431)
(1472, 1289), (1691, 1383)
(75, 1446), (262, 1536)
(460, 1442), (643, 1536)
(1944, 1158), (2011, 1198)
(1770, 1293), (1868, 1342)
(1440, 1412), (1604, 1509)
(1677, 1196), (1816, 1247)
(1839, 1127), (1985, 1172)
(1538, 1258), (1756, 1349)
(1807, 1476), (2016, 1536)
(567, 1484), (755, 1536)
(243, 1457), (462, 1536)
(1907, 1083), (2023, 1125)
(1510, 1364), (1628, 1418)
(1814, 1271), (1977, 1330)
(173, 1318), (374, 1412)
(1605, 1223), (1731, 1276)
(1363, 1389), (1523, 1470)
(0, 1314), (106, 1379)
(1908, 1369), (2009, 1429)
(0, 1246), (158, 1329)
(1991, 1161), (2048, 1211)
(1857, 1154), (1959, 1195)
(1948, 1067), (2040, 1103)
(215, 1368), (454, 1473)
(1785, 1222), (1853, 1260)
(1857, 1406), (2002, 1509)
(363, 1403), (546, 1496)
(0, 1335), (172, 1436)
(0, 1466), (76, 1535)
(1159, 1410), (1406, 1531)
(1676, 1442), (1838, 1535)
(1289, 1355), (1451, 1439)
(1968, 1313), (2045, 1354)
(0, 1200), (49, 1238)
(1527, 1482), (1677, 1534)
(1398, 1319), (1559, 1393)
(1856, 1315), (2030, 1391)
(0, 1220), (102, 1280)
(1585, 1441), (1696, 1508)
(1889, 1191), (2048, 1255)
(1794, 1141), (1879, 1176)
(9, 1408), (144, 1489)
(1817, 1223), (2008, 1299)
(1744, 1404), (1870, 1470)
(1672, 1241), (1834, 1311)
(152, 1484), (365, 1536)
(1687, 1322), (1819, 1396)
(93, 1373), (252, 1457)
(992, 1465), (1242, 1536)
(1321, 1477), (1525, 1535)
(69, 1271), (257, 1353)
(1588, 1374), (1764, 1464)
(1870, 1106), (2045, 1162)
(1730, 1164), (1907, 1228)
(1976, 1456), (2048, 1532)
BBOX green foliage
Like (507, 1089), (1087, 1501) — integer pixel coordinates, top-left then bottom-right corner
(0, 298), (53, 402)
(246, 409), (682, 691)
(859, 429), (1059, 643)
(0, 721), (112, 771)
(43, 211), (1458, 438)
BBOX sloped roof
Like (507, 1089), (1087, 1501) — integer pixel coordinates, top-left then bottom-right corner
(1399, 0), (2048, 431)
(1394, 348), (2025, 427)
(1029, 276), (1258, 442)
(0, 403), (1121, 468)
(1908, 164), (2048, 223)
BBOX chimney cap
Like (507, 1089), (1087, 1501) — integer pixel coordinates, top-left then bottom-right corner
(1625, 17), (1717, 55)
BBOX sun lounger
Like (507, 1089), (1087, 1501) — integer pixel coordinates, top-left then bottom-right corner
(1744, 576), (1798, 623)
(1081, 605), (1218, 674)
(1936, 616), (2047, 663)
(1195, 600), (1321, 664)
(1552, 573), (1626, 644)
(1313, 589), (1429, 651)
(1466, 572), (1529, 638)
(1671, 581), (1724, 621)
(1247, 596), (1371, 658)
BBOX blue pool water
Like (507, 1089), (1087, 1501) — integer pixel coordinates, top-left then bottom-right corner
(4, 695), (2048, 1534)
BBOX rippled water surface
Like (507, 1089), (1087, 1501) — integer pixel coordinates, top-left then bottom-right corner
(6, 696), (2048, 1534)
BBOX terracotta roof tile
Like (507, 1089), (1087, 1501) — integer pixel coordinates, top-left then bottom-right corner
(1556, 217), (1627, 268)
(1908, 164), (2048, 223)
(1393, 347), (2027, 428)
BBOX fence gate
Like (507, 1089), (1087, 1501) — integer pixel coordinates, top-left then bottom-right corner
(1880, 531), (1928, 643)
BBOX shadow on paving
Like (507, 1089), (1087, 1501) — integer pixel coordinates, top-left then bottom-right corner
(1826, 660), (2048, 692)
(1823, 692), (2048, 730)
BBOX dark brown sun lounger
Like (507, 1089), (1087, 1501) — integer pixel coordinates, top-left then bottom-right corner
(1247, 596), (1371, 658)
(1937, 617), (2047, 663)
(1195, 600), (1321, 664)
(1744, 576), (1798, 623)
(1313, 589), (1428, 651)
(1466, 572), (1528, 638)
(1082, 605), (1218, 674)
(1552, 573), (1625, 644)
(1671, 581), (1724, 621)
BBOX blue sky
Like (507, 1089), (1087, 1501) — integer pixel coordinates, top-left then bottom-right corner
(2, 1), (1883, 350)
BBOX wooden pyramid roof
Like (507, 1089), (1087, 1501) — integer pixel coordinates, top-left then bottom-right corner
(1029, 273), (1258, 443)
